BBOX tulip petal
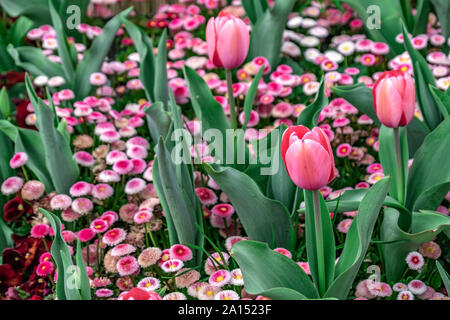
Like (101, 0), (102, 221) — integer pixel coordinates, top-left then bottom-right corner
(280, 125), (310, 165)
(285, 139), (332, 190)
(376, 78), (402, 128)
(217, 19), (249, 69)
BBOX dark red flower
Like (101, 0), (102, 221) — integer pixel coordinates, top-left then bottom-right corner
(15, 99), (36, 129)
(1, 248), (24, 271)
(3, 196), (32, 222)
(0, 264), (22, 293)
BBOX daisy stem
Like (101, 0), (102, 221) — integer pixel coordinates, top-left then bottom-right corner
(225, 69), (238, 130)
(312, 189), (326, 297)
(21, 166), (29, 181)
(144, 223), (150, 248)
(393, 128), (405, 205)
(42, 237), (50, 253)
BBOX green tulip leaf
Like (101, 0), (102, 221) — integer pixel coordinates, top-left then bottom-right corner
(232, 240), (319, 299)
(204, 163), (295, 249)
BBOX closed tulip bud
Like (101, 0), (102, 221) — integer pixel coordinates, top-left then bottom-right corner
(206, 12), (250, 70)
(281, 126), (337, 191)
(372, 70), (416, 128)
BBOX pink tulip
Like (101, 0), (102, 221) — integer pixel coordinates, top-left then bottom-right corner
(372, 70), (415, 128)
(206, 12), (250, 70)
(281, 126), (337, 191)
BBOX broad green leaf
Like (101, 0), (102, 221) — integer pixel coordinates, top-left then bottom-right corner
(405, 116), (430, 157)
(246, 0), (297, 68)
(325, 177), (391, 299)
(74, 7), (132, 99)
(204, 163), (295, 250)
(0, 87), (11, 119)
(241, 0), (269, 26)
(7, 16), (33, 47)
(232, 240), (319, 299)
(152, 157), (179, 246)
(381, 208), (450, 282)
(0, 218), (13, 264)
(7, 46), (65, 78)
(155, 29), (169, 109)
(40, 208), (72, 300)
(303, 190), (335, 296)
(243, 66), (264, 131)
(155, 137), (199, 259)
(121, 18), (155, 102)
(406, 117), (450, 211)
(0, 120), (54, 191)
(183, 65), (230, 134)
(26, 75), (79, 194)
(402, 23), (442, 129)
(75, 239), (91, 300)
(183, 65), (231, 165)
(341, 0), (405, 57)
(48, 0), (74, 85)
(412, 0), (430, 35)
(297, 78), (328, 128)
(0, 0), (52, 25)
(429, 85), (450, 118)
(321, 188), (410, 218)
(436, 261), (450, 297)
(331, 83), (380, 125)
(144, 101), (171, 143)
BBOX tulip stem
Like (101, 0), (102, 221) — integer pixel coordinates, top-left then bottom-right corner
(393, 128), (405, 205)
(225, 69), (238, 130)
(312, 189), (326, 296)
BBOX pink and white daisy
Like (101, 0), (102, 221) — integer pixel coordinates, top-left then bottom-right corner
(405, 251), (425, 271)
(71, 197), (93, 215)
(90, 72), (107, 86)
(163, 292), (187, 300)
(98, 170), (121, 183)
(419, 241), (441, 259)
(99, 130), (121, 143)
(36, 261), (54, 276)
(116, 255), (139, 276)
(1, 177), (24, 195)
(69, 181), (92, 197)
(9, 152), (28, 169)
(169, 244), (193, 262)
(126, 145), (148, 159)
(50, 194), (72, 210)
(161, 259), (184, 273)
(337, 219), (353, 233)
(336, 143), (352, 157)
(133, 209), (153, 224)
(91, 184), (114, 200)
(397, 290), (414, 300)
(211, 203), (235, 218)
(95, 288), (114, 298)
(297, 262), (311, 275)
(103, 228), (127, 246)
(209, 270), (231, 287)
(111, 244), (136, 257)
(214, 290), (240, 300)
(408, 280), (427, 295)
(196, 187), (218, 206)
(90, 219), (109, 233)
(224, 236), (246, 252)
(137, 277), (161, 291)
(206, 252), (230, 269)
(78, 228), (96, 242)
(30, 224), (50, 238)
(113, 160), (134, 175)
(230, 269), (244, 286)
(125, 178), (146, 195)
(393, 283), (408, 292)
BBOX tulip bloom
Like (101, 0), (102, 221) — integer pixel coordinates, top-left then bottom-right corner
(372, 70), (415, 128)
(281, 126), (336, 191)
(206, 12), (250, 70)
